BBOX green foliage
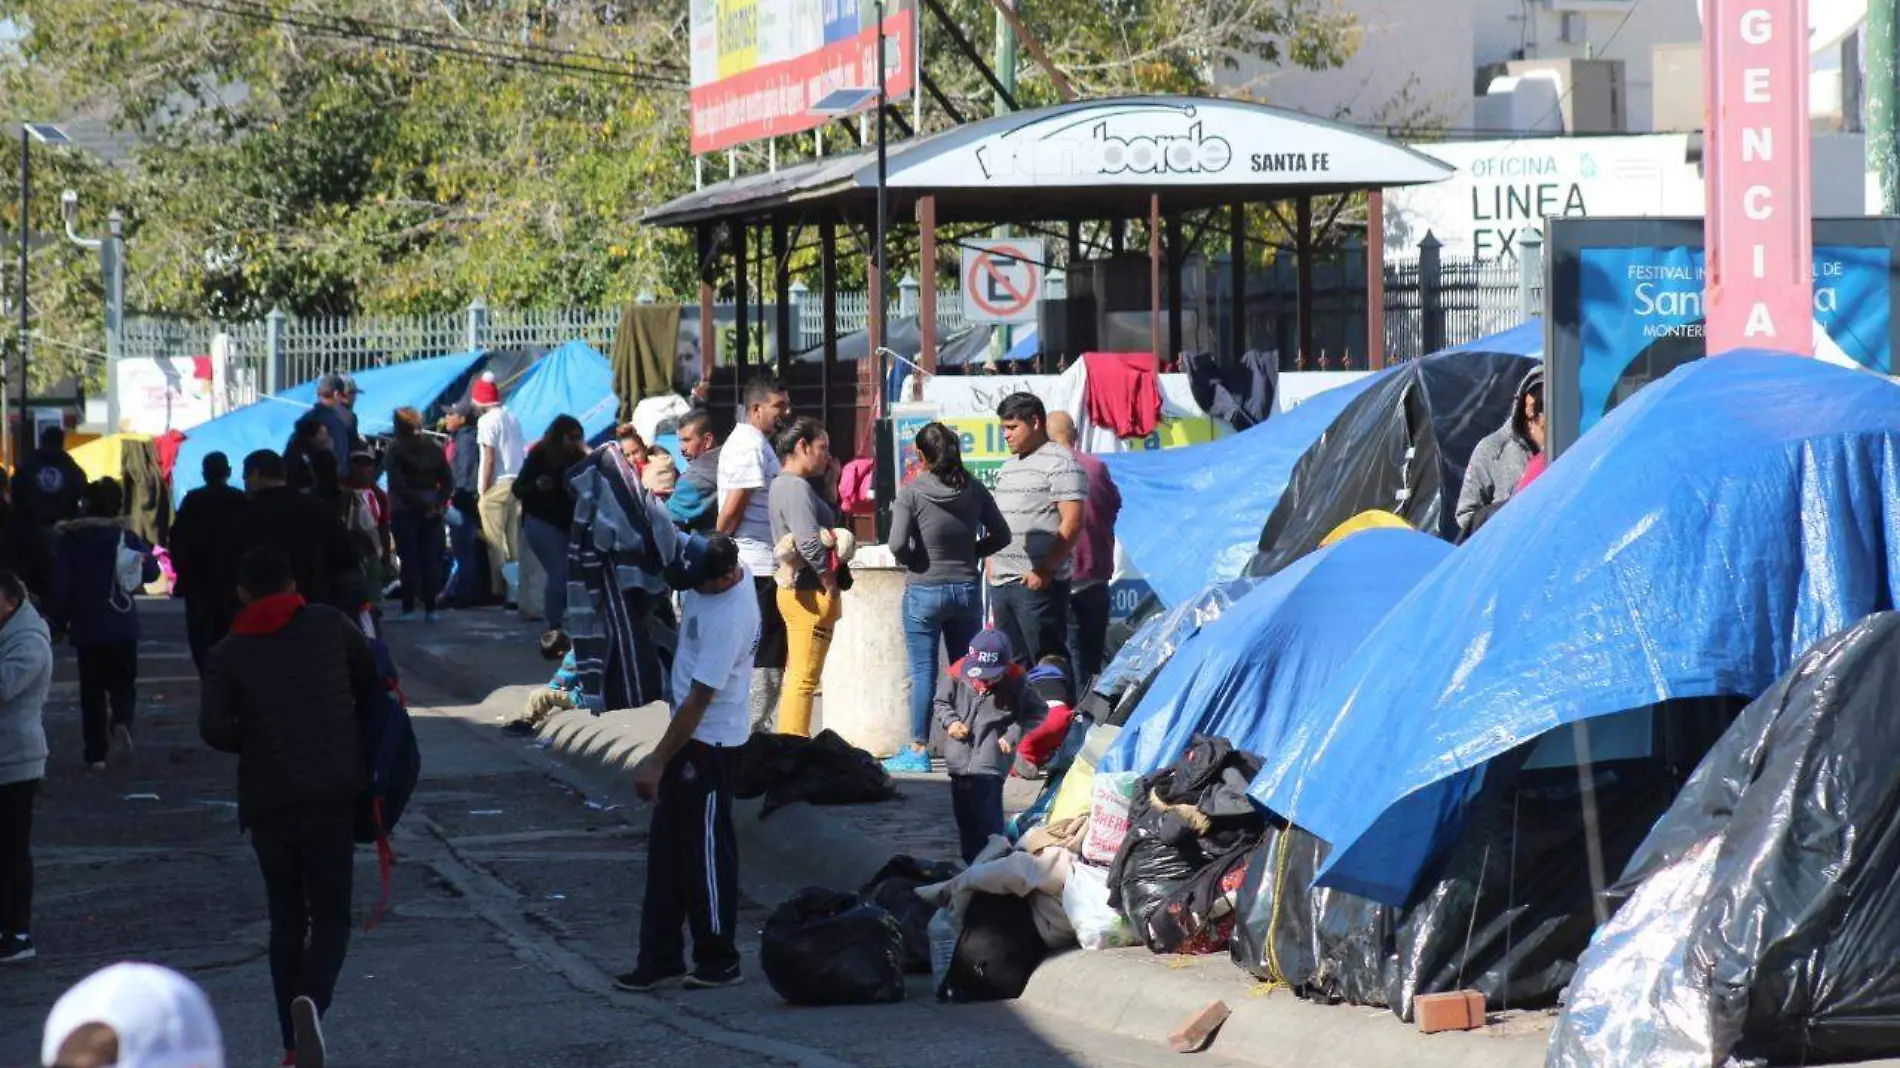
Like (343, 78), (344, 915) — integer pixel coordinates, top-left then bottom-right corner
(1, 0), (1372, 387)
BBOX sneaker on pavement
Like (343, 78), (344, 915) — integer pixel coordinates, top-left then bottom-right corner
(683, 964), (743, 990)
(291, 996), (325, 1068)
(109, 725), (134, 768)
(881, 747), (931, 774)
(0, 933), (35, 963)
(612, 967), (686, 993)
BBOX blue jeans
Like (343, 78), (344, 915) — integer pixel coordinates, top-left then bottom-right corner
(902, 582), (982, 747)
(391, 509), (445, 613)
(521, 515), (570, 631)
(446, 491), (483, 603)
(951, 774), (1006, 863)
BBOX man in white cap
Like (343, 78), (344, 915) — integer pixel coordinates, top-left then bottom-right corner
(41, 962), (225, 1068)
(470, 371), (526, 605)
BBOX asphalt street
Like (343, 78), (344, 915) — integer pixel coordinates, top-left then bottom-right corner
(0, 599), (1249, 1068)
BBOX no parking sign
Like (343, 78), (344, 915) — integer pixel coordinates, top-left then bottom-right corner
(960, 238), (1045, 325)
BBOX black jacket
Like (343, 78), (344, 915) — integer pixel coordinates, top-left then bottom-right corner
(201, 602), (378, 828)
(170, 483), (249, 603)
(385, 436), (453, 514)
(513, 445), (578, 530)
(14, 448), (87, 527)
(238, 487), (363, 611)
(448, 427), (480, 495)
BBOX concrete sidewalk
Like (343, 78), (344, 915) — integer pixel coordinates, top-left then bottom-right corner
(383, 608), (1550, 1068)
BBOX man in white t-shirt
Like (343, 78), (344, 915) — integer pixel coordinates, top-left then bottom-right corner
(616, 533), (758, 994)
(715, 375), (791, 733)
(471, 371), (528, 603)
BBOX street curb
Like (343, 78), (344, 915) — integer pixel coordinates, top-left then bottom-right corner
(1022, 950), (1547, 1068)
(392, 628), (1551, 1068)
(393, 632), (896, 905)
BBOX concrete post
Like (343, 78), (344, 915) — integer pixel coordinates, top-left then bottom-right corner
(1418, 233), (1445, 357)
(465, 298), (490, 353)
(898, 274), (919, 319)
(1518, 228), (1545, 321)
(788, 280), (810, 354)
(265, 306), (286, 396)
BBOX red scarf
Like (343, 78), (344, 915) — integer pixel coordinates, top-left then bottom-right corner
(230, 593), (306, 636)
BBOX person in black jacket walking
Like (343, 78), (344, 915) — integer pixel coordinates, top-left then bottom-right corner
(201, 545), (378, 1068)
(239, 450), (364, 618)
(441, 403), (485, 607)
(171, 451), (251, 672)
(514, 415), (586, 639)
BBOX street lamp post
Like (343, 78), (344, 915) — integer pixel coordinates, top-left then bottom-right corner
(15, 123), (72, 465)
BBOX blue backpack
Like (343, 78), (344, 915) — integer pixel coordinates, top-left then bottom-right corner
(355, 636), (422, 927)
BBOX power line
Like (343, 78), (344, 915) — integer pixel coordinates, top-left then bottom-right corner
(206, 0), (689, 77)
(157, 0), (688, 90)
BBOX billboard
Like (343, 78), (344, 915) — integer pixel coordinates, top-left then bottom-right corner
(689, 0), (916, 156)
(1544, 217), (1900, 457)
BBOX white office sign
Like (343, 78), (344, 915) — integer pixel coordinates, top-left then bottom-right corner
(888, 97), (1453, 190)
(1383, 135), (1700, 263)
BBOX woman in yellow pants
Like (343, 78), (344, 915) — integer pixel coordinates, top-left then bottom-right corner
(768, 417), (842, 737)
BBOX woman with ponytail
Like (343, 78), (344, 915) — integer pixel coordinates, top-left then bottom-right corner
(882, 423), (1010, 774)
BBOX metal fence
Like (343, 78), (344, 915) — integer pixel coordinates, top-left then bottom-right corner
(1239, 233), (1545, 369)
(123, 243), (1539, 395)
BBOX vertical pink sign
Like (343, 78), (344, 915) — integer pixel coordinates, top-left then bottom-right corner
(1703, 0), (1814, 356)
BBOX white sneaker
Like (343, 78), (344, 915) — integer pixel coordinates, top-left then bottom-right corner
(291, 996), (326, 1068)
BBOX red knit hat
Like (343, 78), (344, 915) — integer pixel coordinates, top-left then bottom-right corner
(470, 371), (501, 406)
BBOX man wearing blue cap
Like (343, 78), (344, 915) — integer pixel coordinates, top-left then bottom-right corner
(615, 533), (758, 994)
(936, 628), (1033, 862)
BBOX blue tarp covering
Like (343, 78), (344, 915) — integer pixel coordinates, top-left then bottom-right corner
(1100, 529), (1452, 776)
(1249, 353), (1900, 907)
(1104, 375), (1382, 608)
(503, 340), (618, 445)
(173, 350), (486, 503)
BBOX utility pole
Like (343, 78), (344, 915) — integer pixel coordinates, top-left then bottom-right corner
(989, 0), (1020, 365)
(16, 126), (30, 467)
(1872, 0), (1898, 212)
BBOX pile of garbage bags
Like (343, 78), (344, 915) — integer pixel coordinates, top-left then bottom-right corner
(735, 729), (899, 816)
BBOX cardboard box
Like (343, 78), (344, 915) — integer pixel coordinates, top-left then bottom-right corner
(1415, 990), (1488, 1034)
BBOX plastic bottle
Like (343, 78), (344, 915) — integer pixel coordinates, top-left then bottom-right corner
(928, 906), (958, 991)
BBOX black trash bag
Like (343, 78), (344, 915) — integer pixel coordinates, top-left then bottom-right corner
(1552, 616), (1900, 1068)
(1145, 840), (1253, 955)
(760, 888), (906, 1006)
(1231, 824), (1398, 1007)
(938, 891), (1048, 1004)
(1106, 736), (1267, 946)
(861, 855), (960, 974)
(734, 729), (899, 816)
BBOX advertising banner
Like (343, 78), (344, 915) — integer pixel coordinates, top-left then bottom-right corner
(1575, 245), (1887, 436)
(690, 0), (915, 156)
(115, 356), (221, 436)
(1545, 217), (1900, 457)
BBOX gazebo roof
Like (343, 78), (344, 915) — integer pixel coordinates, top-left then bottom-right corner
(645, 95), (1454, 228)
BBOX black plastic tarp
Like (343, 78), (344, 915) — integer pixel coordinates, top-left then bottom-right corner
(1249, 349), (1535, 577)
(1552, 613), (1900, 1068)
(1231, 698), (1738, 1022)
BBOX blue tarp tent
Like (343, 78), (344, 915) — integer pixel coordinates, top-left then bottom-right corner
(173, 349), (486, 503)
(503, 340), (618, 445)
(1249, 353), (1900, 906)
(1104, 376), (1380, 608)
(1100, 529), (1451, 776)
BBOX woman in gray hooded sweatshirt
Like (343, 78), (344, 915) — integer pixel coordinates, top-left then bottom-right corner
(884, 423), (1010, 774)
(0, 568), (55, 964)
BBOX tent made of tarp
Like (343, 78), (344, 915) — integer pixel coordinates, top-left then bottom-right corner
(1100, 529), (1452, 776)
(1250, 333), (1541, 577)
(172, 349), (487, 503)
(1103, 375), (1377, 608)
(1249, 353), (1900, 908)
(69, 432), (171, 548)
(503, 340), (618, 446)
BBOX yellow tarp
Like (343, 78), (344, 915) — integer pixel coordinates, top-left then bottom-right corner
(69, 433), (153, 484)
(1319, 509), (1414, 548)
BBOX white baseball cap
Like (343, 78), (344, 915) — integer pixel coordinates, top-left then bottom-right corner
(42, 963), (225, 1068)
